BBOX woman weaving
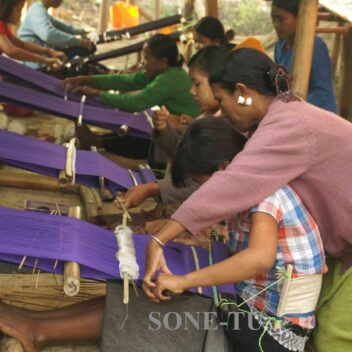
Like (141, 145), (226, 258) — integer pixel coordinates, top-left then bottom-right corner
(61, 33), (201, 160)
(142, 48), (352, 352)
(0, 117), (326, 352)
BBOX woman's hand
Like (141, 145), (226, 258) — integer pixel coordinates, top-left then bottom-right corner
(48, 49), (67, 62)
(173, 235), (210, 249)
(142, 240), (172, 302)
(152, 105), (170, 130)
(153, 273), (186, 301)
(120, 183), (160, 209)
(71, 85), (101, 97)
(61, 75), (93, 90)
(45, 57), (63, 70)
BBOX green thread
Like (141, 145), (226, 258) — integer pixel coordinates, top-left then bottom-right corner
(217, 266), (290, 352)
(208, 236), (219, 306)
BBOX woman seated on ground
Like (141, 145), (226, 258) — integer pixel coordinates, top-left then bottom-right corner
(61, 33), (201, 160)
(18, 0), (94, 69)
(0, 118), (326, 352)
(271, 0), (336, 112)
(142, 48), (352, 352)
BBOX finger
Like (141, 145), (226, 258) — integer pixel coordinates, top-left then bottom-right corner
(142, 281), (158, 300)
(154, 287), (171, 301)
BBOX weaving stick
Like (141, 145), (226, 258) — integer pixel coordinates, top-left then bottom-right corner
(63, 206), (82, 296)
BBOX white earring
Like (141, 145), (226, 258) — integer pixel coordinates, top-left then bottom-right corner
(245, 97), (253, 106)
(237, 95), (246, 105)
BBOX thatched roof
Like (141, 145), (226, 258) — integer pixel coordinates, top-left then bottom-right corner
(320, 0), (352, 23)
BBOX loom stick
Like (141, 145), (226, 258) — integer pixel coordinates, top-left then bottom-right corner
(63, 206), (82, 297)
(123, 272), (129, 304)
(0, 172), (77, 193)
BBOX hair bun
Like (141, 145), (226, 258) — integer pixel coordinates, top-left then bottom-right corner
(267, 65), (289, 92)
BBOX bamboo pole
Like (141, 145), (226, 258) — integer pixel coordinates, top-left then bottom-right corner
(0, 172), (77, 193)
(205, 0), (219, 18)
(331, 24), (343, 77)
(316, 25), (351, 34)
(98, 0), (110, 34)
(318, 12), (338, 21)
(154, 0), (160, 20)
(291, 0), (319, 100)
(338, 28), (352, 120)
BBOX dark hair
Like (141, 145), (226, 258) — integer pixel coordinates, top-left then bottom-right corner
(272, 0), (299, 17)
(188, 45), (230, 77)
(171, 117), (247, 187)
(147, 34), (183, 67)
(210, 48), (298, 102)
(194, 16), (232, 47)
(0, 0), (24, 21)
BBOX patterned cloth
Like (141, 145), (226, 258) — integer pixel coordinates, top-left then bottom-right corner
(228, 185), (327, 330)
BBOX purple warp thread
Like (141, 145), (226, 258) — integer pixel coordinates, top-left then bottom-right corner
(0, 56), (102, 106)
(0, 80), (152, 138)
(0, 129), (156, 193)
(0, 207), (235, 298)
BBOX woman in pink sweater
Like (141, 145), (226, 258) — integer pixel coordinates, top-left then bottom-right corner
(143, 48), (352, 351)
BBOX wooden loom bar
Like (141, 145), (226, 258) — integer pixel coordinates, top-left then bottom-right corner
(63, 206), (82, 297)
(0, 172), (78, 193)
(291, 0), (318, 100)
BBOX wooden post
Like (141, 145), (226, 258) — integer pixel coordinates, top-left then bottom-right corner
(331, 24), (343, 77)
(291, 0), (319, 100)
(98, 0), (110, 34)
(339, 28), (352, 120)
(205, 0), (219, 18)
(154, 0), (160, 20)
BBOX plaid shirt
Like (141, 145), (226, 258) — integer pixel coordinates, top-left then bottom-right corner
(228, 185), (327, 329)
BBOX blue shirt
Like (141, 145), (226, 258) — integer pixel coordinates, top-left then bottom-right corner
(275, 36), (337, 113)
(18, 2), (84, 69)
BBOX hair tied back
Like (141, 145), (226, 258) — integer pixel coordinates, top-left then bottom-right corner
(268, 65), (299, 103)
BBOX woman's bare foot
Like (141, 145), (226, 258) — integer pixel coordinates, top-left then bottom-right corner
(0, 307), (42, 352)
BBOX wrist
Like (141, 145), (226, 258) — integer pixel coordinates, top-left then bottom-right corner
(145, 182), (160, 198)
(182, 273), (194, 291)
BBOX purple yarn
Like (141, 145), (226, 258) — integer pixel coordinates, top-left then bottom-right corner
(0, 129), (156, 192)
(0, 207), (235, 297)
(0, 80), (152, 138)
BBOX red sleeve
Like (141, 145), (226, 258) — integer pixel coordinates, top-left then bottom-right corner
(0, 21), (12, 37)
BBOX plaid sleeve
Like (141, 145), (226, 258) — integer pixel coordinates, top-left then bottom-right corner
(248, 190), (283, 223)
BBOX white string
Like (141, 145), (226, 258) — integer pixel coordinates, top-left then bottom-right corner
(65, 138), (76, 184)
(114, 225), (139, 281)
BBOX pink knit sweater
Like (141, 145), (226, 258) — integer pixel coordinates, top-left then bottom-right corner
(172, 98), (352, 270)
